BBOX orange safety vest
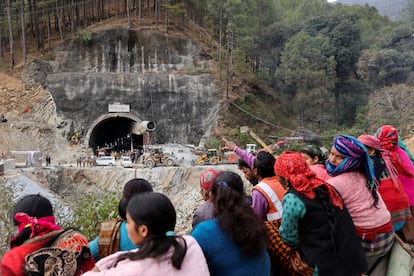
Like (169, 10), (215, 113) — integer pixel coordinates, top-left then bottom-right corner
(253, 176), (285, 221)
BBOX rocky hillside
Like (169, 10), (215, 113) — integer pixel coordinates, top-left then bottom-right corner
(12, 163), (245, 234)
(0, 72), (74, 161)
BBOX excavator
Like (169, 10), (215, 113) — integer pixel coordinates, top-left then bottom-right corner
(194, 148), (238, 165)
(195, 149), (221, 165)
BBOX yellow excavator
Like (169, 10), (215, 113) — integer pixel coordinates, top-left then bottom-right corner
(195, 149), (221, 165)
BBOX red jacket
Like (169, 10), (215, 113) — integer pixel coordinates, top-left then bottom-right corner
(1, 229), (95, 276)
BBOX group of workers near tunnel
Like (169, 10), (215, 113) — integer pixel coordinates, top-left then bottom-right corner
(2, 124), (414, 275)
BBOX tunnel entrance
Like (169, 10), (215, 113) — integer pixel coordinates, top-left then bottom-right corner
(87, 114), (143, 155)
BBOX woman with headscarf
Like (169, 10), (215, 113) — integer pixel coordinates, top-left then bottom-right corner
(273, 151), (367, 276)
(1, 194), (95, 276)
(357, 134), (411, 232)
(375, 125), (414, 243)
(326, 135), (393, 271)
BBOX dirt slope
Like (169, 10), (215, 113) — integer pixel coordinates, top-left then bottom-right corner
(0, 72), (71, 160)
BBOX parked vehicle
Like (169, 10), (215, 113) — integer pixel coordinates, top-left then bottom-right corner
(95, 156), (116, 166)
(120, 156), (133, 168)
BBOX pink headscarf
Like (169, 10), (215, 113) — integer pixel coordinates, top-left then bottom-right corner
(10, 212), (61, 245)
(376, 125), (414, 177)
(358, 134), (400, 190)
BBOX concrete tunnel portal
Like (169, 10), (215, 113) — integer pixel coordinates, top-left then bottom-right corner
(86, 114), (144, 154)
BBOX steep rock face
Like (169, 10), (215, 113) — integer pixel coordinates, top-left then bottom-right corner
(31, 27), (221, 146)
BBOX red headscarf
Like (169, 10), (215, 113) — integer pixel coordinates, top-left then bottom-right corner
(274, 151), (343, 209)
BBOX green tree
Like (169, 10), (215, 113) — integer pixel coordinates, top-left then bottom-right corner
(305, 9), (363, 127)
(276, 31), (336, 130)
(357, 48), (414, 88)
(62, 190), (120, 239)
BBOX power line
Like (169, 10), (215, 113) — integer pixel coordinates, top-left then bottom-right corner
(227, 99), (295, 133)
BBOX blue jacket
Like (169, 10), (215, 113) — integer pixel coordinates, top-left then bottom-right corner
(89, 221), (137, 261)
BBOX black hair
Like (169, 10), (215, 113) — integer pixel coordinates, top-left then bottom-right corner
(253, 151), (276, 178)
(118, 178), (153, 220)
(10, 194), (54, 247)
(237, 158), (250, 170)
(300, 144), (326, 164)
(237, 158), (259, 185)
(116, 192), (187, 269)
(212, 171), (267, 256)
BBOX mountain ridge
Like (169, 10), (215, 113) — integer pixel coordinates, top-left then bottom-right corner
(335, 0), (409, 21)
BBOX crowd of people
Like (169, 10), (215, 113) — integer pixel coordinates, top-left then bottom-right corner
(1, 124), (414, 275)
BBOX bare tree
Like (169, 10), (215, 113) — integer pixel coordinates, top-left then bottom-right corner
(0, 25), (3, 58)
(6, 0), (14, 69)
(20, 0), (26, 63)
(368, 84), (414, 135)
(218, 0), (223, 80)
(55, 0), (63, 40)
(137, 0), (142, 27)
(155, 0), (159, 30)
(127, 0), (131, 27)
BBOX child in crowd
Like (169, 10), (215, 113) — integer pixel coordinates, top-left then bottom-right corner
(82, 192), (209, 275)
(299, 144), (330, 180)
(192, 171), (271, 276)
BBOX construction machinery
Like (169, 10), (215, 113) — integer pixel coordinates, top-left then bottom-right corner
(194, 148), (238, 165)
(195, 149), (221, 165)
(138, 146), (177, 168)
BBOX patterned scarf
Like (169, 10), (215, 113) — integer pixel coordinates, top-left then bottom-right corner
(274, 151), (343, 209)
(358, 134), (400, 190)
(326, 134), (376, 192)
(10, 212), (62, 245)
(375, 125), (398, 152)
(376, 125), (414, 177)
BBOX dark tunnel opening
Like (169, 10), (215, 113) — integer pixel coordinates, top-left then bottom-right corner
(89, 117), (143, 154)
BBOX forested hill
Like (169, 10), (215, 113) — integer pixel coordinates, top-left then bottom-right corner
(2, 0), (414, 144)
(335, 0), (409, 20)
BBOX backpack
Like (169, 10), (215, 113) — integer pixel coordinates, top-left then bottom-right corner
(24, 228), (94, 276)
(97, 219), (123, 259)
